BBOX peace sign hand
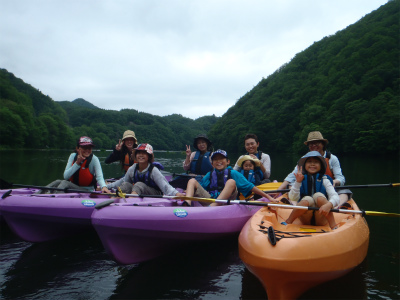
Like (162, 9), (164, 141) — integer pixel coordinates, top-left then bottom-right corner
(294, 166), (304, 183)
(115, 139), (123, 151)
(185, 145), (192, 157)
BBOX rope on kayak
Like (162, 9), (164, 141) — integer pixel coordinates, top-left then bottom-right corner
(259, 225), (328, 244)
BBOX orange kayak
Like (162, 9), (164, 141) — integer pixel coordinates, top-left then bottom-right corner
(238, 199), (369, 300)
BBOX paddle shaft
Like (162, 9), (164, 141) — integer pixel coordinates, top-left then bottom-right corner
(1, 182), (94, 194)
(262, 183), (400, 193)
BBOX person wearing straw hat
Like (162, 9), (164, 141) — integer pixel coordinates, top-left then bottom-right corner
(277, 131), (351, 206)
(236, 155), (262, 185)
(233, 133), (271, 184)
(105, 130), (138, 174)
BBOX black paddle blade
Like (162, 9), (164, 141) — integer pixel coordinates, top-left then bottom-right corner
(1, 190), (12, 199)
(0, 179), (13, 190)
(267, 226), (277, 246)
(95, 199), (115, 209)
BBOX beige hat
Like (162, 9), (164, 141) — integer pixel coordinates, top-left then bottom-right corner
(122, 130), (137, 142)
(237, 155), (261, 168)
(304, 131), (328, 145)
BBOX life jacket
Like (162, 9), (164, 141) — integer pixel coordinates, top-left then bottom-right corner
(133, 163), (161, 191)
(240, 169), (256, 184)
(300, 173), (333, 198)
(247, 150), (264, 180)
(69, 153), (96, 188)
(208, 168), (231, 199)
(123, 153), (131, 172)
(190, 151), (213, 175)
(324, 151), (334, 179)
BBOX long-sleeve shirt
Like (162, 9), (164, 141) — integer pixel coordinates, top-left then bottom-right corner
(289, 176), (340, 207)
(233, 152), (271, 179)
(200, 166), (255, 198)
(106, 163), (180, 196)
(63, 153), (107, 190)
(284, 151), (345, 186)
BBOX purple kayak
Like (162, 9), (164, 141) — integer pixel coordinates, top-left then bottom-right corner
(0, 188), (121, 242)
(91, 199), (261, 265)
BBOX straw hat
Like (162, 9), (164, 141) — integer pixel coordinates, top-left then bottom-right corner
(304, 131), (328, 145)
(122, 130), (137, 142)
(297, 151), (326, 174)
(237, 155), (261, 167)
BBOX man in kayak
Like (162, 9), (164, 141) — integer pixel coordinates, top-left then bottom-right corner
(285, 151), (340, 229)
(184, 149), (274, 206)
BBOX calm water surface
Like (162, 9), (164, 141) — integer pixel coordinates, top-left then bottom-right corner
(0, 150), (399, 300)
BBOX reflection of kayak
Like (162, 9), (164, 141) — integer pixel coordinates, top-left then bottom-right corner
(0, 188), (120, 242)
(91, 200), (262, 265)
(238, 199), (369, 300)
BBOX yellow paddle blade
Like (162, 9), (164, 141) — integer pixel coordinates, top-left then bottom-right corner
(180, 196), (216, 203)
(365, 211), (400, 217)
(117, 187), (126, 198)
(257, 182), (283, 190)
(299, 228), (317, 232)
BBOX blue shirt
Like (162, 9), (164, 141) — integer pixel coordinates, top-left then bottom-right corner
(200, 166), (255, 197)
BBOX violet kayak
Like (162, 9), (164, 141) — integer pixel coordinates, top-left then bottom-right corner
(0, 188), (122, 242)
(91, 200), (261, 265)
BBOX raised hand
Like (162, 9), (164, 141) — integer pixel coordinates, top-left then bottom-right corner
(76, 148), (85, 165)
(115, 139), (123, 151)
(294, 166), (304, 183)
(185, 145), (192, 157)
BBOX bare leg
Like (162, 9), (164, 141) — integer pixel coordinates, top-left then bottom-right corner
(184, 178), (199, 206)
(316, 196), (336, 229)
(286, 198), (310, 224)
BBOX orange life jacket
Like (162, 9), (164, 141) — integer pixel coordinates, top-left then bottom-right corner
(69, 154), (96, 187)
(123, 152), (137, 172)
(324, 151), (334, 179)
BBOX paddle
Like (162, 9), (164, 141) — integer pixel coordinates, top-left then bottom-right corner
(94, 195), (400, 217)
(0, 178), (93, 194)
(260, 183), (400, 194)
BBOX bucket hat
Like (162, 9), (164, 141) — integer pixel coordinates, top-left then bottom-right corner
(297, 151), (326, 174)
(122, 130), (137, 142)
(78, 136), (94, 147)
(193, 134), (212, 151)
(304, 131), (328, 145)
(237, 155), (261, 168)
(211, 149), (228, 160)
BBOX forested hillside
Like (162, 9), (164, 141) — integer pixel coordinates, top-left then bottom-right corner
(209, 0), (399, 154)
(0, 70), (218, 150)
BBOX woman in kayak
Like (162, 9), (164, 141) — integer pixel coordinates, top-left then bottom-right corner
(106, 143), (184, 197)
(170, 134), (214, 189)
(105, 130), (138, 173)
(233, 133), (271, 184)
(38, 136), (110, 193)
(285, 151), (339, 229)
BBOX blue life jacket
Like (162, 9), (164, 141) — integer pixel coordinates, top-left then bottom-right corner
(208, 168), (231, 199)
(300, 174), (333, 198)
(247, 151), (264, 180)
(133, 164), (160, 191)
(240, 169), (256, 184)
(190, 151), (213, 175)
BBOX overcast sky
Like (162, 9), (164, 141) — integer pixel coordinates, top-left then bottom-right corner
(1, 0), (389, 119)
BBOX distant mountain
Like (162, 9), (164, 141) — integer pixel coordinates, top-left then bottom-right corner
(208, 0), (399, 154)
(59, 98), (100, 110)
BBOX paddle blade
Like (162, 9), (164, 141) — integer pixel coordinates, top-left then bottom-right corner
(95, 200), (115, 209)
(0, 179), (13, 190)
(257, 182), (283, 191)
(365, 211), (400, 217)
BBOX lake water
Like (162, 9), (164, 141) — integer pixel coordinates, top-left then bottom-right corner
(0, 150), (399, 300)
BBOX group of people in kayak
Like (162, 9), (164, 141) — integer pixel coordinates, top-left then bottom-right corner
(43, 129), (350, 229)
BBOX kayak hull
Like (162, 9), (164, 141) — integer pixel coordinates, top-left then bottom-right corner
(92, 201), (261, 264)
(0, 189), (119, 242)
(238, 199), (369, 300)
